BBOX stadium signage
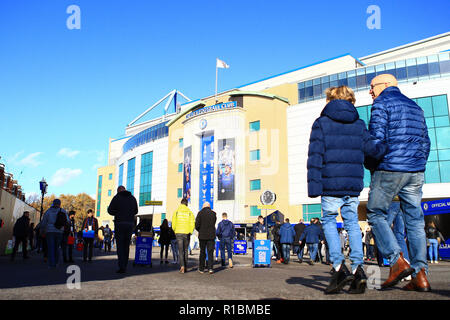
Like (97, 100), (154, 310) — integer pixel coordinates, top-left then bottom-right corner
(185, 101), (240, 120)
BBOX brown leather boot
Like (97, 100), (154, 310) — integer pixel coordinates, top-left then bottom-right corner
(381, 252), (414, 289)
(403, 268), (431, 292)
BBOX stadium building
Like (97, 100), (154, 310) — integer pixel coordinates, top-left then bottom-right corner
(96, 32), (450, 232)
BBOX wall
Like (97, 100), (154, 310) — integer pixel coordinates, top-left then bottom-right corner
(0, 189), (39, 255)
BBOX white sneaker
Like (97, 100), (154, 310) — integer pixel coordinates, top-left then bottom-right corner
(435, 261), (439, 264)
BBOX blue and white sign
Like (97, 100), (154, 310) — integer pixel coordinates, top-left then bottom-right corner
(135, 236), (153, 265)
(233, 240), (247, 254)
(440, 239), (450, 259)
(253, 240), (271, 267)
(199, 118), (207, 130)
(199, 134), (214, 210)
(422, 198), (450, 216)
(186, 101), (240, 120)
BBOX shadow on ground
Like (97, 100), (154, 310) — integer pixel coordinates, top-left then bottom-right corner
(0, 249), (220, 290)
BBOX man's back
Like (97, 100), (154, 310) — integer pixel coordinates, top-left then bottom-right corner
(108, 190), (138, 223)
(195, 207), (217, 240)
(172, 204), (195, 234)
(369, 86), (430, 172)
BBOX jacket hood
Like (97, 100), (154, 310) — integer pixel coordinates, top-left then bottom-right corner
(280, 223), (292, 230)
(321, 99), (359, 123)
(118, 190), (132, 197)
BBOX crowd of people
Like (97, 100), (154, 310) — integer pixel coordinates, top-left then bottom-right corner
(6, 73), (445, 295)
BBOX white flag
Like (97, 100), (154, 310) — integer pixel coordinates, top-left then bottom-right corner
(216, 58), (229, 69)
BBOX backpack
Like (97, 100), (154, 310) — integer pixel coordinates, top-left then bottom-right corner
(104, 228), (111, 238)
(54, 209), (67, 229)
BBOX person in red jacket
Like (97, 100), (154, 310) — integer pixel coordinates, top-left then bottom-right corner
(82, 209), (98, 262)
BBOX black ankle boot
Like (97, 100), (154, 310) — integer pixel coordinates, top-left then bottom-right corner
(349, 265), (367, 294)
(325, 261), (354, 294)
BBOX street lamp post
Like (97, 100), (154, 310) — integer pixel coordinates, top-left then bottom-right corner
(39, 178), (48, 221)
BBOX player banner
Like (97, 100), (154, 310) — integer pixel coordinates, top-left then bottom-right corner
(183, 146), (192, 203)
(217, 138), (235, 200)
(199, 134), (214, 210)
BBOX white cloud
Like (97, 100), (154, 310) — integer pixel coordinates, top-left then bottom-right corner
(18, 152), (43, 167)
(50, 168), (83, 187)
(6, 151), (43, 168)
(57, 148), (80, 158)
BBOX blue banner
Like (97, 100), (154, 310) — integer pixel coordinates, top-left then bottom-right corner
(422, 198), (450, 216)
(199, 134), (214, 210)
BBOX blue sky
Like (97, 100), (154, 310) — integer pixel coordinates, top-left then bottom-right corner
(0, 0), (449, 199)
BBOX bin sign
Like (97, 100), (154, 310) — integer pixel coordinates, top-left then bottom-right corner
(253, 240), (271, 266)
(135, 237), (152, 265)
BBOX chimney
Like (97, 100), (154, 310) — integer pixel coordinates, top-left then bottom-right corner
(5, 173), (13, 192)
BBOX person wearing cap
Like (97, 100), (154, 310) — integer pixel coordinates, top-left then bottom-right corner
(40, 199), (68, 268)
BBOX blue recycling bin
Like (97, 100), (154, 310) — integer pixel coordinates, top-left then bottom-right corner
(133, 236), (153, 267)
(233, 240), (247, 255)
(252, 240), (272, 268)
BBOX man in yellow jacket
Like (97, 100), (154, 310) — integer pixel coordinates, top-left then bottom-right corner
(172, 198), (195, 273)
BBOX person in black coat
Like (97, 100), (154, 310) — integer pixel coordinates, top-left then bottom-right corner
(108, 186), (139, 273)
(272, 221), (283, 263)
(159, 219), (171, 264)
(195, 202), (217, 274)
(11, 211), (30, 261)
(294, 219), (306, 263)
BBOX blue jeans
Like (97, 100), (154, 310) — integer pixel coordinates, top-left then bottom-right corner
(307, 243), (318, 262)
(367, 171), (427, 275)
(219, 238), (233, 262)
(386, 202), (410, 262)
(428, 239), (439, 261)
(322, 196), (363, 271)
(46, 232), (63, 267)
(282, 244), (291, 262)
(171, 239), (179, 262)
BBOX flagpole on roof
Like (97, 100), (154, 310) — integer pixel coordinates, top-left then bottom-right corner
(215, 58), (219, 103)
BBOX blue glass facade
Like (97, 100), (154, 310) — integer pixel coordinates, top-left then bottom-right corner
(357, 94), (450, 186)
(118, 163), (124, 186)
(123, 121), (169, 154)
(298, 52), (450, 103)
(96, 175), (102, 217)
(139, 152), (153, 206)
(127, 158), (136, 195)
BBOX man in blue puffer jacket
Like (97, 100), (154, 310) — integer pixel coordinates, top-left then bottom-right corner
(366, 74), (431, 292)
(278, 218), (296, 264)
(216, 212), (236, 268)
(307, 85), (387, 294)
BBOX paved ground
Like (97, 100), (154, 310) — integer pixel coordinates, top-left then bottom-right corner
(1, 245), (449, 300)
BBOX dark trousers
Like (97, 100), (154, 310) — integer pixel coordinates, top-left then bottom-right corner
(160, 243), (169, 260)
(83, 238), (94, 261)
(274, 240), (282, 260)
(11, 236), (28, 259)
(61, 235), (73, 261)
(199, 239), (215, 271)
(115, 222), (134, 270)
(104, 239), (111, 252)
(176, 233), (190, 268)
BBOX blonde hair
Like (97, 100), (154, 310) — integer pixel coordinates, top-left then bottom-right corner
(325, 86), (356, 104)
